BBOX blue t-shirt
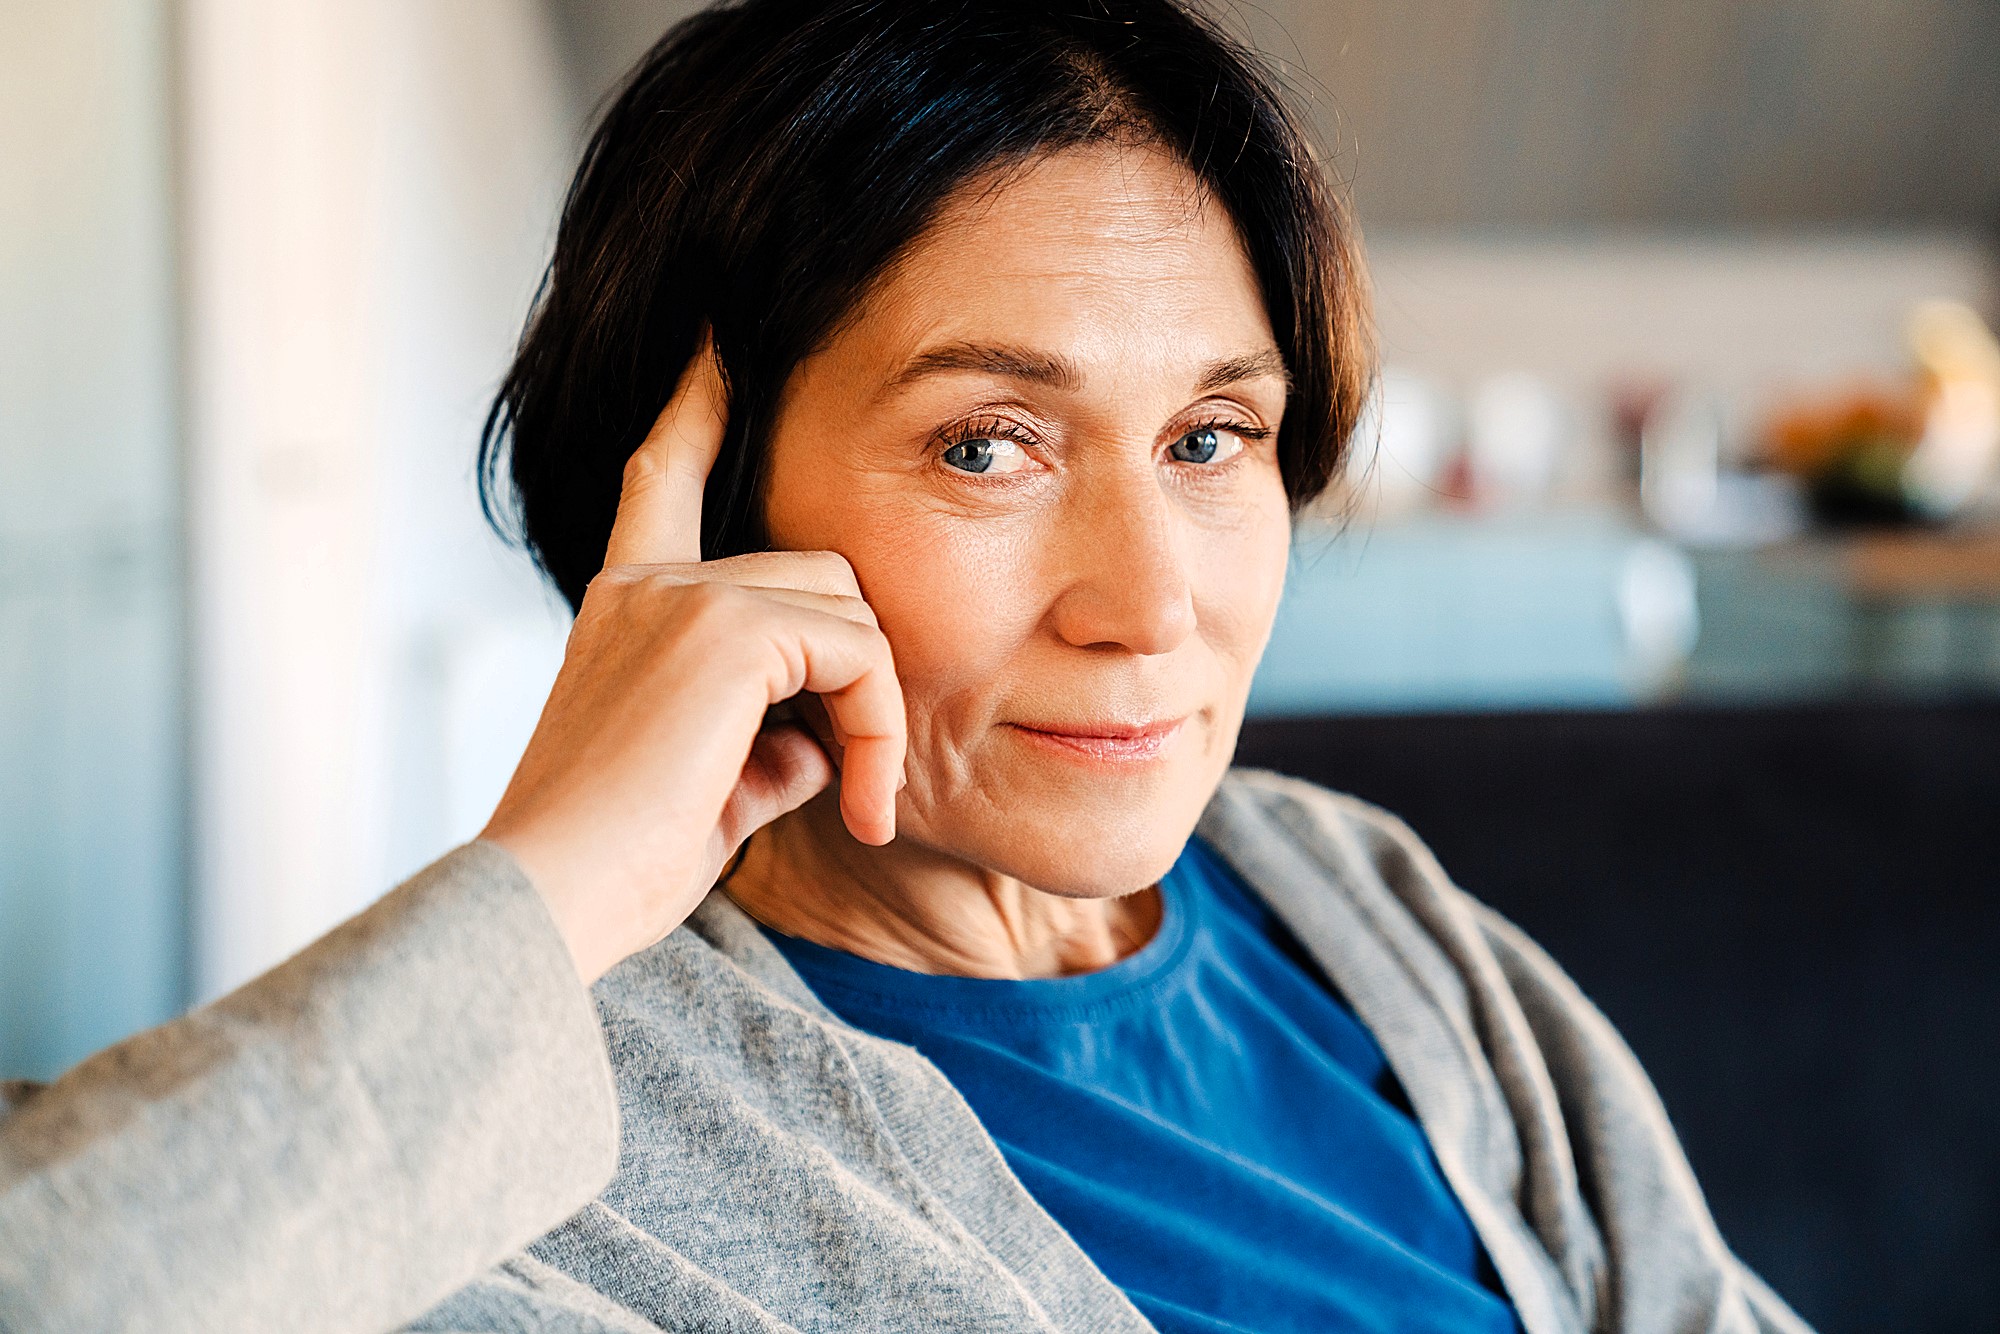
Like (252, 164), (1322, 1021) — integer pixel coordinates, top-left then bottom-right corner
(761, 839), (1522, 1334)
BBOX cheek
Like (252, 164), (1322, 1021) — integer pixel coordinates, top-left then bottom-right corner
(1189, 484), (1293, 683)
(859, 514), (1041, 710)
(762, 442), (1043, 777)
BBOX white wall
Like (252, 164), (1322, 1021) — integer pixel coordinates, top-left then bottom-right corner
(181, 0), (577, 999)
(0, 0), (184, 1078)
(1370, 230), (1998, 397)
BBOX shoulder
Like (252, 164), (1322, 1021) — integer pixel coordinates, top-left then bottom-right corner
(1205, 769), (1582, 1001)
(1201, 767), (1471, 914)
(1197, 767), (1524, 1042)
(1207, 767), (1422, 840)
(1203, 768), (1601, 1025)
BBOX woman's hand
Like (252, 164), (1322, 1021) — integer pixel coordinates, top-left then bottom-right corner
(481, 340), (906, 984)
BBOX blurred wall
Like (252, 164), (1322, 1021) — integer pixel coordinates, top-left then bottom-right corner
(1, 0), (591, 1062)
(0, 1), (184, 1079)
(551, 0), (703, 103)
(1365, 231), (1997, 466)
(181, 0), (577, 999)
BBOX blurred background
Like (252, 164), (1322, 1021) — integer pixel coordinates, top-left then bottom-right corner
(4, 1), (1997, 1328)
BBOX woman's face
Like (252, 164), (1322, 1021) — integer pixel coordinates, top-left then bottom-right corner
(763, 141), (1292, 897)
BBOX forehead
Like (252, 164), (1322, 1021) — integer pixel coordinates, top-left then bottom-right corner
(835, 142), (1276, 381)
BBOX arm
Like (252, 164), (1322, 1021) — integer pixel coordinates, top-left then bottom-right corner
(0, 843), (618, 1334)
(0, 339), (903, 1333)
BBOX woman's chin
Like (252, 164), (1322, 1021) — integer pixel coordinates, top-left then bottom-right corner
(905, 761), (1221, 899)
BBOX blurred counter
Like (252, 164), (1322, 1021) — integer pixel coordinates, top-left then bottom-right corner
(1253, 511), (2000, 717)
(1689, 528), (2000, 699)
(1251, 511), (1698, 716)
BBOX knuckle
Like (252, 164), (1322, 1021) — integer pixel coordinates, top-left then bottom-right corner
(620, 444), (668, 492)
(600, 562), (688, 596)
(836, 594), (879, 628)
(674, 578), (744, 622)
(803, 550), (860, 595)
(668, 583), (759, 658)
(583, 565), (642, 601)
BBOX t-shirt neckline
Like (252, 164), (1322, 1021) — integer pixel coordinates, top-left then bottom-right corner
(757, 847), (1205, 1028)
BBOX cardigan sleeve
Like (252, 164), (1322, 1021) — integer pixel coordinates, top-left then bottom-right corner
(0, 841), (620, 1334)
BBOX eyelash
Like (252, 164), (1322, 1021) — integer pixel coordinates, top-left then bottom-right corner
(1182, 414), (1273, 448)
(936, 414), (1039, 455)
(933, 413), (1272, 470)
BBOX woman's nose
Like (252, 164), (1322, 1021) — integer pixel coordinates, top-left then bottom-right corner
(1044, 468), (1197, 656)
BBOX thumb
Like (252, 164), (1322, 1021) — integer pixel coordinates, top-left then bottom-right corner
(603, 335), (727, 568)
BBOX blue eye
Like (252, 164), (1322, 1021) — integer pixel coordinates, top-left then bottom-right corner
(943, 440), (994, 473)
(941, 438), (1030, 474)
(1168, 434), (1240, 470)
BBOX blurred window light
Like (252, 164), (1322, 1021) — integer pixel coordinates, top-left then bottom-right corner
(1341, 368), (1455, 520)
(1618, 539), (1701, 694)
(1467, 372), (1567, 510)
(1905, 300), (2000, 518)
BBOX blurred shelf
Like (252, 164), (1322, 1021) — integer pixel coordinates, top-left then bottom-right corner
(1842, 528), (2000, 601)
(1251, 510), (1695, 716)
(1253, 510), (2000, 718)
(1690, 529), (2000, 701)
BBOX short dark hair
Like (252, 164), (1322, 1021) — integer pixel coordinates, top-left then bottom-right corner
(482, 0), (1374, 611)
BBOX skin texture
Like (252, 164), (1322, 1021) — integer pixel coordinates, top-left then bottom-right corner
(483, 140), (1294, 984)
(727, 142), (1294, 978)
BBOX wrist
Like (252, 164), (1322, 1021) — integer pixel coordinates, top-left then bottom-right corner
(483, 830), (627, 986)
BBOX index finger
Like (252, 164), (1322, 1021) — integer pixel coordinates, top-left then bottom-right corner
(603, 334), (726, 568)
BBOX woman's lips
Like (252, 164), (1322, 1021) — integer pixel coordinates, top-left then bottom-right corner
(1004, 717), (1188, 764)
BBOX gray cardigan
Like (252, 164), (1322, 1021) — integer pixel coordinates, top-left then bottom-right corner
(0, 771), (1811, 1333)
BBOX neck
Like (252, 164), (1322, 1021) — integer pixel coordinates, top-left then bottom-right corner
(723, 792), (1163, 979)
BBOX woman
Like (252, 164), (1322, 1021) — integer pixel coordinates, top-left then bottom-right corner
(1, 1), (1809, 1331)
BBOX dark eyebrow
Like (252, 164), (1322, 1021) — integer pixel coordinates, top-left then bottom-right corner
(1194, 348), (1291, 395)
(886, 342), (1080, 393)
(883, 341), (1291, 397)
